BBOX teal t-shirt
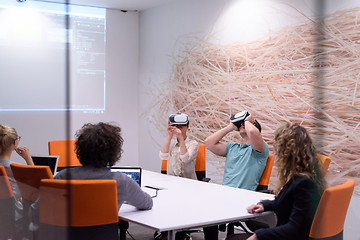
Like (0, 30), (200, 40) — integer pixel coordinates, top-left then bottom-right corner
(223, 141), (269, 190)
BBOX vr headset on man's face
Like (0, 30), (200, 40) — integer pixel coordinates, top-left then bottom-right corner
(230, 111), (249, 128)
(169, 114), (189, 126)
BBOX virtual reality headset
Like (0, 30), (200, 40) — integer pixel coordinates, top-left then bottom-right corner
(169, 114), (189, 125)
(230, 111), (249, 128)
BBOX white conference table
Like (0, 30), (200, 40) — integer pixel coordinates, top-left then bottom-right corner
(119, 170), (274, 240)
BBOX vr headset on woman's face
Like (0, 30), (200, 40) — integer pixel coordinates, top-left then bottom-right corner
(169, 114), (189, 126)
(230, 111), (249, 128)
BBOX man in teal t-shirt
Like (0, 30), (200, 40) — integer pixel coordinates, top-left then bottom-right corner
(223, 141), (269, 190)
(205, 112), (269, 190)
(203, 112), (269, 240)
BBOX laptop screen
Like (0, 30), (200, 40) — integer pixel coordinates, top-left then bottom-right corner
(110, 167), (142, 186)
(32, 155), (59, 175)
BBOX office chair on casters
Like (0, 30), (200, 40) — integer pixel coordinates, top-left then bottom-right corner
(38, 179), (119, 240)
(10, 163), (53, 240)
(48, 140), (81, 171)
(316, 153), (331, 175)
(226, 154), (275, 236)
(0, 166), (16, 240)
(309, 179), (355, 240)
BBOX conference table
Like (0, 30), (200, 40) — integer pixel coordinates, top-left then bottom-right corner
(119, 170), (274, 240)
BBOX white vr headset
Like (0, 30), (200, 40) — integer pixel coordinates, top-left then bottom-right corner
(169, 114), (189, 125)
(230, 111), (249, 128)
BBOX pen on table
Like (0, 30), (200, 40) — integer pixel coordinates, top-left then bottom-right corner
(145, 185), (160, 190)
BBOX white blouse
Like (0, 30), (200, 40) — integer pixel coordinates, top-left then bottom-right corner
(159, 137), (199, 180)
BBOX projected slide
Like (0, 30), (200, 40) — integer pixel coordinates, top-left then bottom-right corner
(0, 1), (106, 112)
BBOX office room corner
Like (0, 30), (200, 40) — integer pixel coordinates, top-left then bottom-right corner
(1, 0), (360, 239)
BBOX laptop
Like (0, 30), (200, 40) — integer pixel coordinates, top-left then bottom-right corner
(32, 155), (59, 175)
(110, 166), (158, 198)
(110, 166), (142, 186)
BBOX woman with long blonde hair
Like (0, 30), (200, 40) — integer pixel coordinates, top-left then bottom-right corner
(227, 122), (327, 240)
(0, 124), (34, 193)
(0, 124), (34, 238)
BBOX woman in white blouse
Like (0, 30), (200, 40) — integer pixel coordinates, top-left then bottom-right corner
(159, 113), (199, 180)
(158, 114), (199, 240)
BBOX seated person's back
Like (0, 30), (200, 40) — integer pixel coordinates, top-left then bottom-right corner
(0, 124), (34, 222)
(54, 122), (153, 210)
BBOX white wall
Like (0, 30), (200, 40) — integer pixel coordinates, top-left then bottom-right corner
(138, 0), (228, 172)
(1, 8), (140, 167)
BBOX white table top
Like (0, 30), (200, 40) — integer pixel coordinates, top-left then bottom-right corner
(119, 170), (274, 232)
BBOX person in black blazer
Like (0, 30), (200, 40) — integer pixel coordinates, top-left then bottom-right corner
(227, 122), (327, 240)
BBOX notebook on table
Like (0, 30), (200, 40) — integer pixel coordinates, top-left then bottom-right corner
(32, 155), (59, 175)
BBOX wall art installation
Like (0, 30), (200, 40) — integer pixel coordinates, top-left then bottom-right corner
(150, 7), (360, 194)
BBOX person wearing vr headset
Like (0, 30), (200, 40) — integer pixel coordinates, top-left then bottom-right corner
(159, 113), (199, 180)
(203, 111), (269, 240)
(158, 114), (199, 240)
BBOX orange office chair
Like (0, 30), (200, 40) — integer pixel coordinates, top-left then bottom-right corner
(194, 144), (210, 181)
(10, 163), (53, 203)
(317, 153), (331, 175)
(309, 179), (355, 240)
(160, 159), (167, 174)
(161, 143), (210, 182)
(0, 165), (16, 239)
(10, 163), (53, 239)
(48, 140), (81, 171)
(256, 154), (274, 191)
(38, 179), (119, 240)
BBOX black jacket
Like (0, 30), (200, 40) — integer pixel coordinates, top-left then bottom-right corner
(255, 176), (321, 240)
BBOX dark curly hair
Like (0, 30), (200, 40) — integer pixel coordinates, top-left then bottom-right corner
(75, 122), (123, 167)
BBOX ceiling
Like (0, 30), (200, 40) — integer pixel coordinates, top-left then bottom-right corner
(42, 0), (177, 11)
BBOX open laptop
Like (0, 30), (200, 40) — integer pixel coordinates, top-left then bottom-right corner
(32, 155), (59, 175)
(110, 166), (142, 186)
(110, 166), (157, 198)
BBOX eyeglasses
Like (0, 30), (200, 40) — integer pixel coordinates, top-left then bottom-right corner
(17, 136), (21, 141)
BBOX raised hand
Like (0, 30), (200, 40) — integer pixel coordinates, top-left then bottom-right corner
(167, 123), (176, 136)
(15, 147), (34, 165)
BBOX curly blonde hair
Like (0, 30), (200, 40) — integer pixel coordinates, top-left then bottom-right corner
(274, 122), (326, 195)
